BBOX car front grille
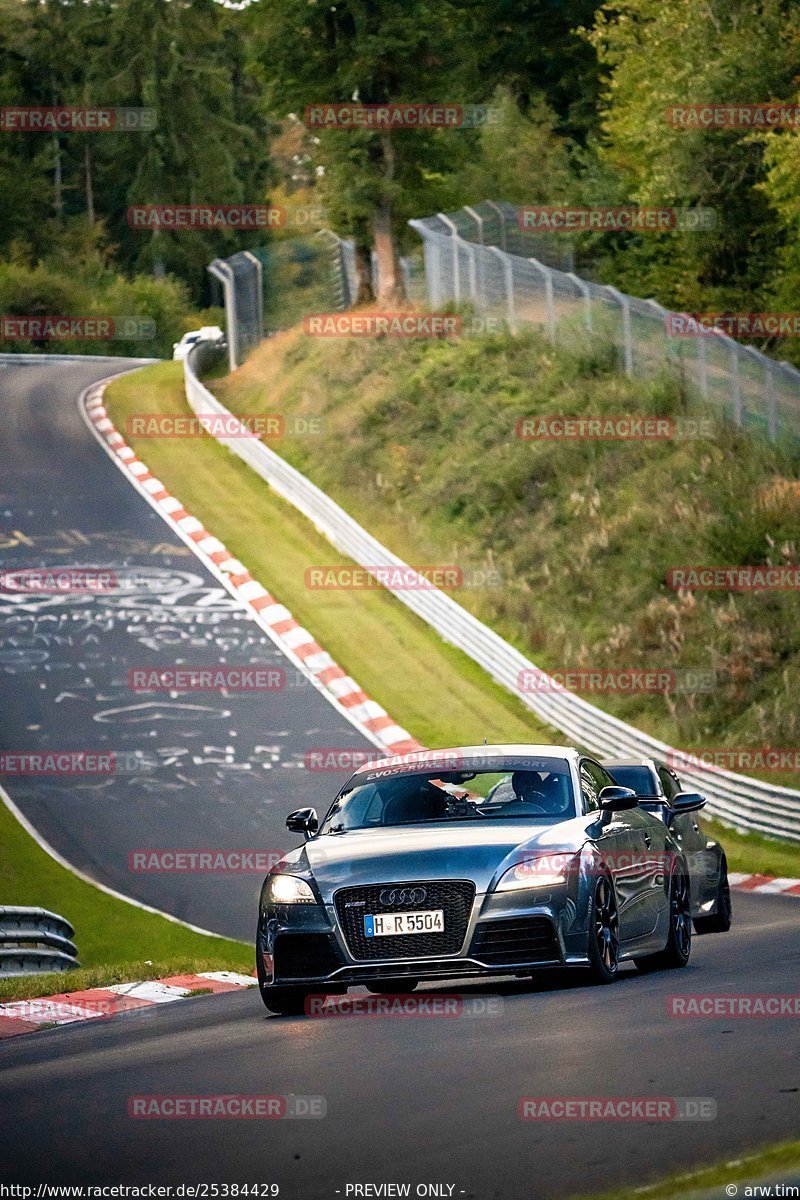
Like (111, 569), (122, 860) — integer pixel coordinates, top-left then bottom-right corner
(334, 880), (475, 961)
(469, 917), (559, 966)
(273, 933), (343, 980)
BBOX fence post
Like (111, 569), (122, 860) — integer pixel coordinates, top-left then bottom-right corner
(643, 297), (671, 373)
(336, 239), (352, 309)
(527, 258), (556, 343)
(207, 258), (238, 371)
(437, 213), (460, 302)
(568, 272), (593, 333)
(463, 205), (484, 244)
(487, 246), (516, 333)
(602, 285), (633, 376)
(730, 339), (743, 428)
(464, 207), (484, 303)
(317, 229), (352, 311)
(765, 360), (778, 442)
(408, 220), (440, 307)
(696, 332), (709, 401)
(242, 250), (264, 340)
(423, 238), (443, 307)
(484, 199), (507, 251)
(466, 242), (478, 305)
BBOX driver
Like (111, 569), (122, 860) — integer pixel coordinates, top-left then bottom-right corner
(510, 770), (546, 809)
(510, 770), (571, 814)
(535, 771), (572, 815)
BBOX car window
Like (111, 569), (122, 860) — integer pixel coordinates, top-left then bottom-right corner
(657, 765), (680, 800)
(607, 764), (657, 795)
(321, 763), (577, 830)
(579, 763), (600, 811)
(584, 759), (615, 796)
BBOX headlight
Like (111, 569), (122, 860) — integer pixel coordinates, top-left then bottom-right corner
(266, 874), (317, 904)
(495, 853), (573, 892)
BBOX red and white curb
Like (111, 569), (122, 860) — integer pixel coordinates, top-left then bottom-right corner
(729, 873), (800, 896)
(81, 380), (422, 759)
(0, 971), (256, 1039)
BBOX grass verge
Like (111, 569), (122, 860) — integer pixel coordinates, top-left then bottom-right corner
(569, 1137), (800, 1200)
(703, 816), (800, 878)
(0, 792), (251, 1003)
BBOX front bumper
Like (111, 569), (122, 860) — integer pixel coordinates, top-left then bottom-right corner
(258, 883), (591, 987)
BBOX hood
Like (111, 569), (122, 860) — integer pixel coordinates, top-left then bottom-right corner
(300, 817), (590, 900)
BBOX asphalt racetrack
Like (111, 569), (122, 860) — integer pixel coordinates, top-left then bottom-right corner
(0, 357), (374, 938)
(0, 892), (798, 1196)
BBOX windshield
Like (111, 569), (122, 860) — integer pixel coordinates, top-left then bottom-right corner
(319, 760), (575, 832)
(607, 765), (657, 796)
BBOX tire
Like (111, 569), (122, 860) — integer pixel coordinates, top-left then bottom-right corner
(587, 872), (620, 984)
(693, 859), (732, 934)
(366, 980), (419, 994)
(635, 869), (692, 972)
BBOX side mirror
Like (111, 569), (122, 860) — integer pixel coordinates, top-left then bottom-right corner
(599, 785), (638, 812)
(286, 807), (318, 839)
(669, 792), (706, 816)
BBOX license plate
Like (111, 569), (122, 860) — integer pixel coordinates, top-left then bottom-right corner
(364, 909), (445, 937)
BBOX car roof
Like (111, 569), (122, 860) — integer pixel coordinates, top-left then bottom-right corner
(349, 744), (584, 778)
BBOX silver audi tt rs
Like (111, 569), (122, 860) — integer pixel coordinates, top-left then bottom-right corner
(256, 744), (699, 1014)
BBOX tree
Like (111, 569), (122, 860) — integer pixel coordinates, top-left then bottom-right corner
(100, 0), (271, 290)
(464, 0), (602, 145)
(247, 0), (480, 301)
(453, 87), (575, 207)
(583, 0), (800, 310)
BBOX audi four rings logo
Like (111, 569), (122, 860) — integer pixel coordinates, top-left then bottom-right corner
(379, 887), (427, 906)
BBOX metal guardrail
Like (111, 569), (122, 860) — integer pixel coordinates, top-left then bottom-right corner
(0, 353), (159, 366)
(0, 906), (79, 976)
(183, 345), (800, 842)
